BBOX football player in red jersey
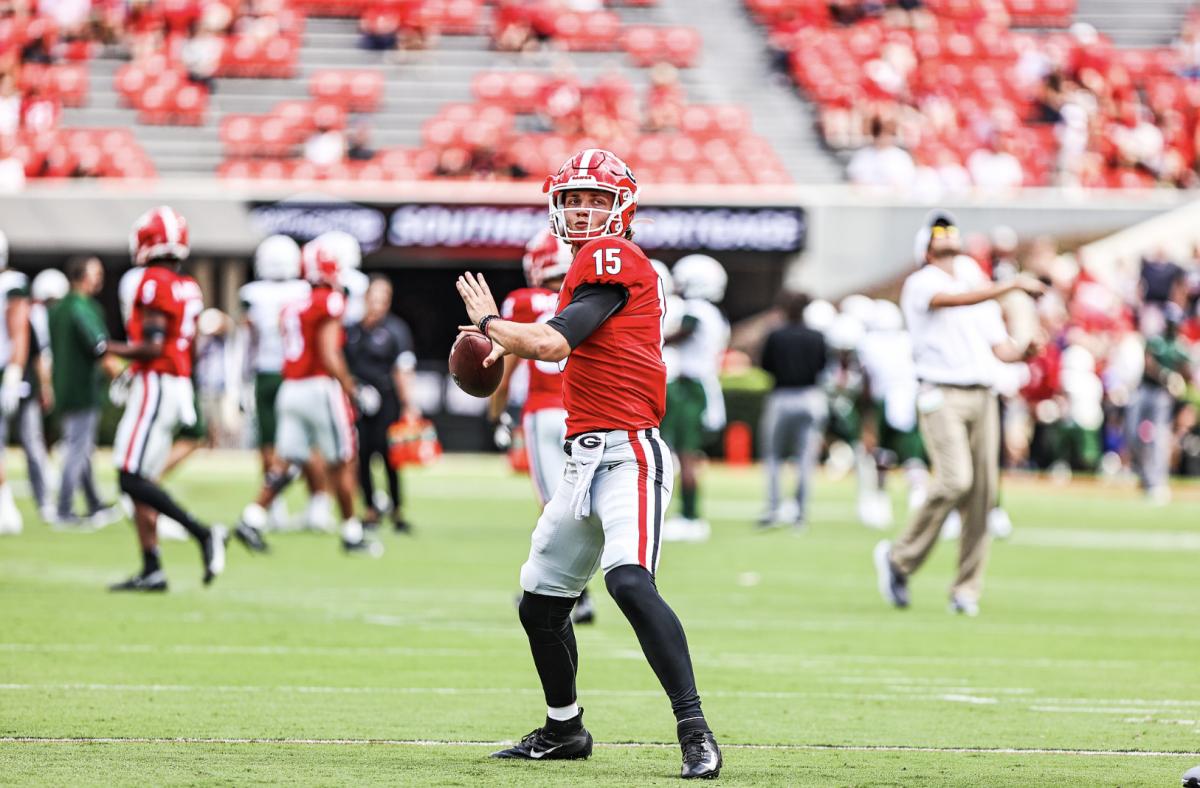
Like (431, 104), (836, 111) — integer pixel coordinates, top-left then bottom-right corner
(235, 237), (374, 555)
(107, 206), (228, 592)
(457, 149), (721, 779)
(489, 229), (597, 625)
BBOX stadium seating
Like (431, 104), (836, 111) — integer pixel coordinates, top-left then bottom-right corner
(743, 0), (1200, 189)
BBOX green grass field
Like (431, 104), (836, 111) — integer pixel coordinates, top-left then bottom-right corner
(1, 451), (1198, 786)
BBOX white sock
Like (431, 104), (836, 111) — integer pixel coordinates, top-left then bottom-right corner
(307, 493), (332, 529)
(241, 502), (268, 529)
(341, 517), (363, 544)
(547, 703), (579, 722)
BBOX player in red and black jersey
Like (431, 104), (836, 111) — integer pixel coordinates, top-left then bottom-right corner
(107, 206), (227, 592)
(456, 149), (721, 779)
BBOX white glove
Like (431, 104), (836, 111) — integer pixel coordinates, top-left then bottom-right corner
(109, 368), (133, 407)
(493, 412), (513, 450)
(0, 365), (25, 416)
(356, 384), (381, 417)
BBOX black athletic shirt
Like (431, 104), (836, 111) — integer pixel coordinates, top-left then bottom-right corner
(761, 323), (827, 389)
(345, 314), (415, 398)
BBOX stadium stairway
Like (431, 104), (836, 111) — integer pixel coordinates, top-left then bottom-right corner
(649, 0), (844, 184)
(59, 8), (715, 178)
(1073, 0), (1192, 47)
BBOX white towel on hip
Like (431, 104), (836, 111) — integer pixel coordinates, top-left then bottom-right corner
(568, 433), (606, 520)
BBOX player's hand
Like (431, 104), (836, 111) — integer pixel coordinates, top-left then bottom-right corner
(493, 411), (513, 450)
(1011, 274), (1047, 298)
(456, 272), (500, 325)
(0, 365), (24, 416)
(108, 367), (133, 407)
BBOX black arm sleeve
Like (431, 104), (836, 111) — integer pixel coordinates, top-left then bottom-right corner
(545, 283), (628, 350)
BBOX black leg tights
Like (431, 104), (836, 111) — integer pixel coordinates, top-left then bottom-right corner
(517, 592), (579, 708)
(119, 471), (209, 543)
(605, 564), (705, 725)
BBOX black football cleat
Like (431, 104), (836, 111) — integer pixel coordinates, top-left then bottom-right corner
(1182, 764), (1200, 787)
(202, 525), (228, 586)
(490, 711), (593, 761)
(680, 729), (722, 779)
(233, 521), (269, 553)
(570, 592), (596, 625)
(109, 570), (168, 592)
(342, 536), (384, 557)
(392, 517), (413, 535)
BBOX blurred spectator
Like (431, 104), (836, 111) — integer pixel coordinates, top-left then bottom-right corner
(347, 123), (374, 161)
(848, 117), (915, 190)
(968, 136), (1024, 192)
(0, 72), (21, 139)
(180, 21), (223, 92)
(645, 63), (684, 133)
(304, 122), (346, 167)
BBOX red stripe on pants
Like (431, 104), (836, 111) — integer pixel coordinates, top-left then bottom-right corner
(121, 371), (151, 472)
(628, 429), (649, 568)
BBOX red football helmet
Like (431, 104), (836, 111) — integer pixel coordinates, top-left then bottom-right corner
(522, 228), (573, 288)
(300, 237), (341, 286)
(543, 149), (638, 243)
(130, 205), (189, 265)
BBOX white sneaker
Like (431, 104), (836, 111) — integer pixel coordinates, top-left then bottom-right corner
(949, 593), (980, 617)
(987, 508), (1013, 539)
(662, 516), (692, 542)
(267, 498), (291, 531)
(939, 510), (962, 541)
(305, 493), (334, 532)
(683, 518), (711, 543)
(859, 491), (893, 530)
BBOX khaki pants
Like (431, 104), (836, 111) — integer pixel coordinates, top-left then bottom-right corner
(891, 385), (998, 601)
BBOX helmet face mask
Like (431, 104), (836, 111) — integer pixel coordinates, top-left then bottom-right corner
(300, 238), (342, 287)
(543, 149), (638, 244)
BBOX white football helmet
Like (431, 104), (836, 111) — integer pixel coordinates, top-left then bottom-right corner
(839, 294), (876, 325)
(31, 269), (69, 302)
(673, 254), (727, 302)
(869, 299), (903, 332)
(802, 299), (837, 334)
(650, 259), (675, 297)
(254, 235), (301, 281)
(316, 230), (362, 271)
(827, 313), (865, 352)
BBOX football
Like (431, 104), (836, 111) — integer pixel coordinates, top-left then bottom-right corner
(449, 332), (502, 398)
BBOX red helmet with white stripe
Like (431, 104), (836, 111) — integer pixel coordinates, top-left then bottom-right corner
(522, 228), (572, 288)
(300, 237), (342, 286)
(543, 149), (638, 243)
(130, 205), (189, 265)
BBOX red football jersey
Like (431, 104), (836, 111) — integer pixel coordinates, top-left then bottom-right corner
(127, 265), (203, 377)
(556, 236), (666, 435)
(502, 286), (565, 416)
(281, 286), (346, 379)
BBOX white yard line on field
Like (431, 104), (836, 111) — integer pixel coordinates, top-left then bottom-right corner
(1, 736), (1198, 758)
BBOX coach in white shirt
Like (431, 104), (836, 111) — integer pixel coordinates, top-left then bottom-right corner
(874, 212), (1044, 616)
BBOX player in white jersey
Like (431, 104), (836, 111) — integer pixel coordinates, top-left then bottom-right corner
(0, 230), (30, 534)
(239, 235), (311, 534)
(856, 299), (928, 528)
(661, 254), (730, 543)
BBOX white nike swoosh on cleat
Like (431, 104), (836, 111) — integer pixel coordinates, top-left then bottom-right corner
(529, 745), (562, 759)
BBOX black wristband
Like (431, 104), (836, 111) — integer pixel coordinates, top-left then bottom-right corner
(478, 314), (500, 338)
